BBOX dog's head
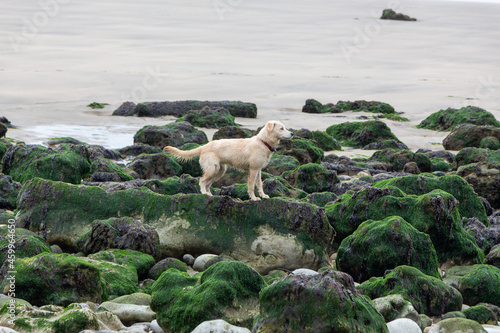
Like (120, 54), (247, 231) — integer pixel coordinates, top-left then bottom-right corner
(265, 121), (293, 140)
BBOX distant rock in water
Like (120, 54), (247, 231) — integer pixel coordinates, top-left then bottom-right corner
(381, 9), (417, 21)
(302, 99), (395, 114)
(112, 100), (257, 118)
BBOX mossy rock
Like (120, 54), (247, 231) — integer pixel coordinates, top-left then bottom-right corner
(142, 174), (201, 195)
(276, 138), (324, 164)
(301, 99), (336, 113)
(0, 231), (52, 267)
(369, 149), (432, 172)
(462, 304), (499, 324)
(254, 270), (389, 332)
(311, 130), (342, 151)
(17, 179), (333, 273)
(0, 253), (107, 306)
(357, 265), (462, 316)
(363, 139), (409, 150)
(304, 192), (337, 207)
(131, 100), (257, 118)
(430, 157), (451, 172)
(480, 136), (500, 150)
(213, 126), (253, 140)
(151, 261), (265, 332)
(88, 158), (133, 182)
(88, 249), (155, 281)
(118, 143), (162, 156)
(325, 187), (484, 264)
(75, 217), (161, 260)
(0, 303), (100, 333)
(334, 100), (396, 114)
(486, 244), (500, 268)
(1, 144), (91, 184)
(417, 106), (500, 131)
(374, 174), (488, 225)
(133, 121), (208, 148)
(177, 106), (237, 128)
(126, 153), (183, 179)
(264, 154), (300, 176)
(337, 216), (440, 282)
(326, 120), (402, 148)
(83, 256), (139, 299)
(149, 258), (188, 280)
(0, 174), (21, 210)
(45, 136), (86, 145)
(454, 147), (500, 168)
(282, 163), (340, 193)
(443, 123), (500, 150)
(456, 264), (500, 306)
(427, 317), (488, 332)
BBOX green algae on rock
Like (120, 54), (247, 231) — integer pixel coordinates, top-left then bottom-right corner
(275, 138), (324, 164)
(417, 106), (500, 131)
(2, 144), (91, 184)
(282, 163), (340, 193)
(254, 270), (388, 333)
(87, 249), (155, 280)
(326, 120), (402, 149)
(151, 261), (265, 332)
(0, 253), (107, 307)
(443, 123), (500, 150)
(357, 265), (462, 317)
(325, 186), (484, 264)
(0, 229), (52, 266)
(17, 178), (333, 273)
(456, 264), (500, 307)
(368, 149), (432, 172)
(336, 216), (441, 283)
(176, 106), (238, 128)
(374, 174), (488, 225)
(133, 121), (208, 148)
(462, 304), (499, 324)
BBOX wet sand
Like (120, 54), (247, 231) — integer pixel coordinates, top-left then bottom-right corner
(1, 0), (499, 150)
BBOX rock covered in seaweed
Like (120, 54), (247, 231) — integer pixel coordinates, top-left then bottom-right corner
(151, 261), (265, 332)
(417, 106), (500, 131)
(381, 9), (417, 21)
(282, 163), (340, 193)
(358, 265), (462, 317)
(443, 123), (500, 150)
(133, 121), (208, 148)
(113, 100), (257, 118)
(326, 120), (403, 149)
(254, 270), (389, 332)
(176, 106), (238, 128)
(336, 216), (441, 283)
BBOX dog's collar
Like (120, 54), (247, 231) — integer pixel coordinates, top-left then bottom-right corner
(259, 139), (276, 152)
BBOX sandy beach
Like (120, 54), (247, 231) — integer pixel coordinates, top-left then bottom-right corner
(1, 0), (499, 151)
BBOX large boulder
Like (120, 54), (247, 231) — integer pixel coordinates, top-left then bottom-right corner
(176, 106), (237, 128)
(372, 294), (420, 325)
(2, 144), (91, 184)
(133, 121), (208, 148)
(333, 100), (396, 114)
(326, 187), (484, 264)
(151, 261), (265, 332)
(417, 106), (500, 131)
(443, 124), (500, 150)
(254, 270), (388, 332)
(0, 253), (107, 306)
(75, 217), (161, 260)
(113, 100), (257, 118)
(336, 216), (440, 282)
(0, 227), (52, 267)
(358, 265), (463, 316)
(454, 265), (500, 307)
(326, 120), (402, 149)
(213, 126), (253, 140)
(374, 174), (488, 224)
(456, 162), (500, 209)
(301, 99), (336, 114)
(87, 158), (133, 182)
(17, 179), (333, 273)
(428, 318), (488, 333)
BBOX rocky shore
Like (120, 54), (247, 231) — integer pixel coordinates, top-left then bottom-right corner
(1, 101), (500, 333)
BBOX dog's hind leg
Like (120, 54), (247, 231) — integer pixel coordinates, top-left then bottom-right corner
(247, 169), (260, 201)
(199, 154), (223, 196)
(256, 170), (269, 199)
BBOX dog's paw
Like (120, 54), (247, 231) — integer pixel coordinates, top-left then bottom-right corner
(261, 194), (270, 199)
(250, 197), (261, 201)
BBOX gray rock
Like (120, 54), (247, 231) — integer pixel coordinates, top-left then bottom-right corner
(373, 294), (421, 326)
(387, 318), (422, 333)
(191, 319), (251, 333)
(292, 268), (319, 276)
(193, 254), (218, 272)
(150, 319), (165, 333)
(183, 254), (195, 266)
(428, 318), (487, 333)
(97, 302), (156, 326)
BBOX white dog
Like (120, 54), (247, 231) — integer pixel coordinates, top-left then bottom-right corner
(163, 121), (293, 201)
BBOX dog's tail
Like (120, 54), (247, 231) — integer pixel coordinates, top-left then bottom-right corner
(163, 146), (202, 162)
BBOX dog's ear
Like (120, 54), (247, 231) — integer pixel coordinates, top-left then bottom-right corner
(266, 121), (275, 132)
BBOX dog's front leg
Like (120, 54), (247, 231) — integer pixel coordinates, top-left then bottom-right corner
(256, 170), (269, 199)
(247, 169), (260, 201)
